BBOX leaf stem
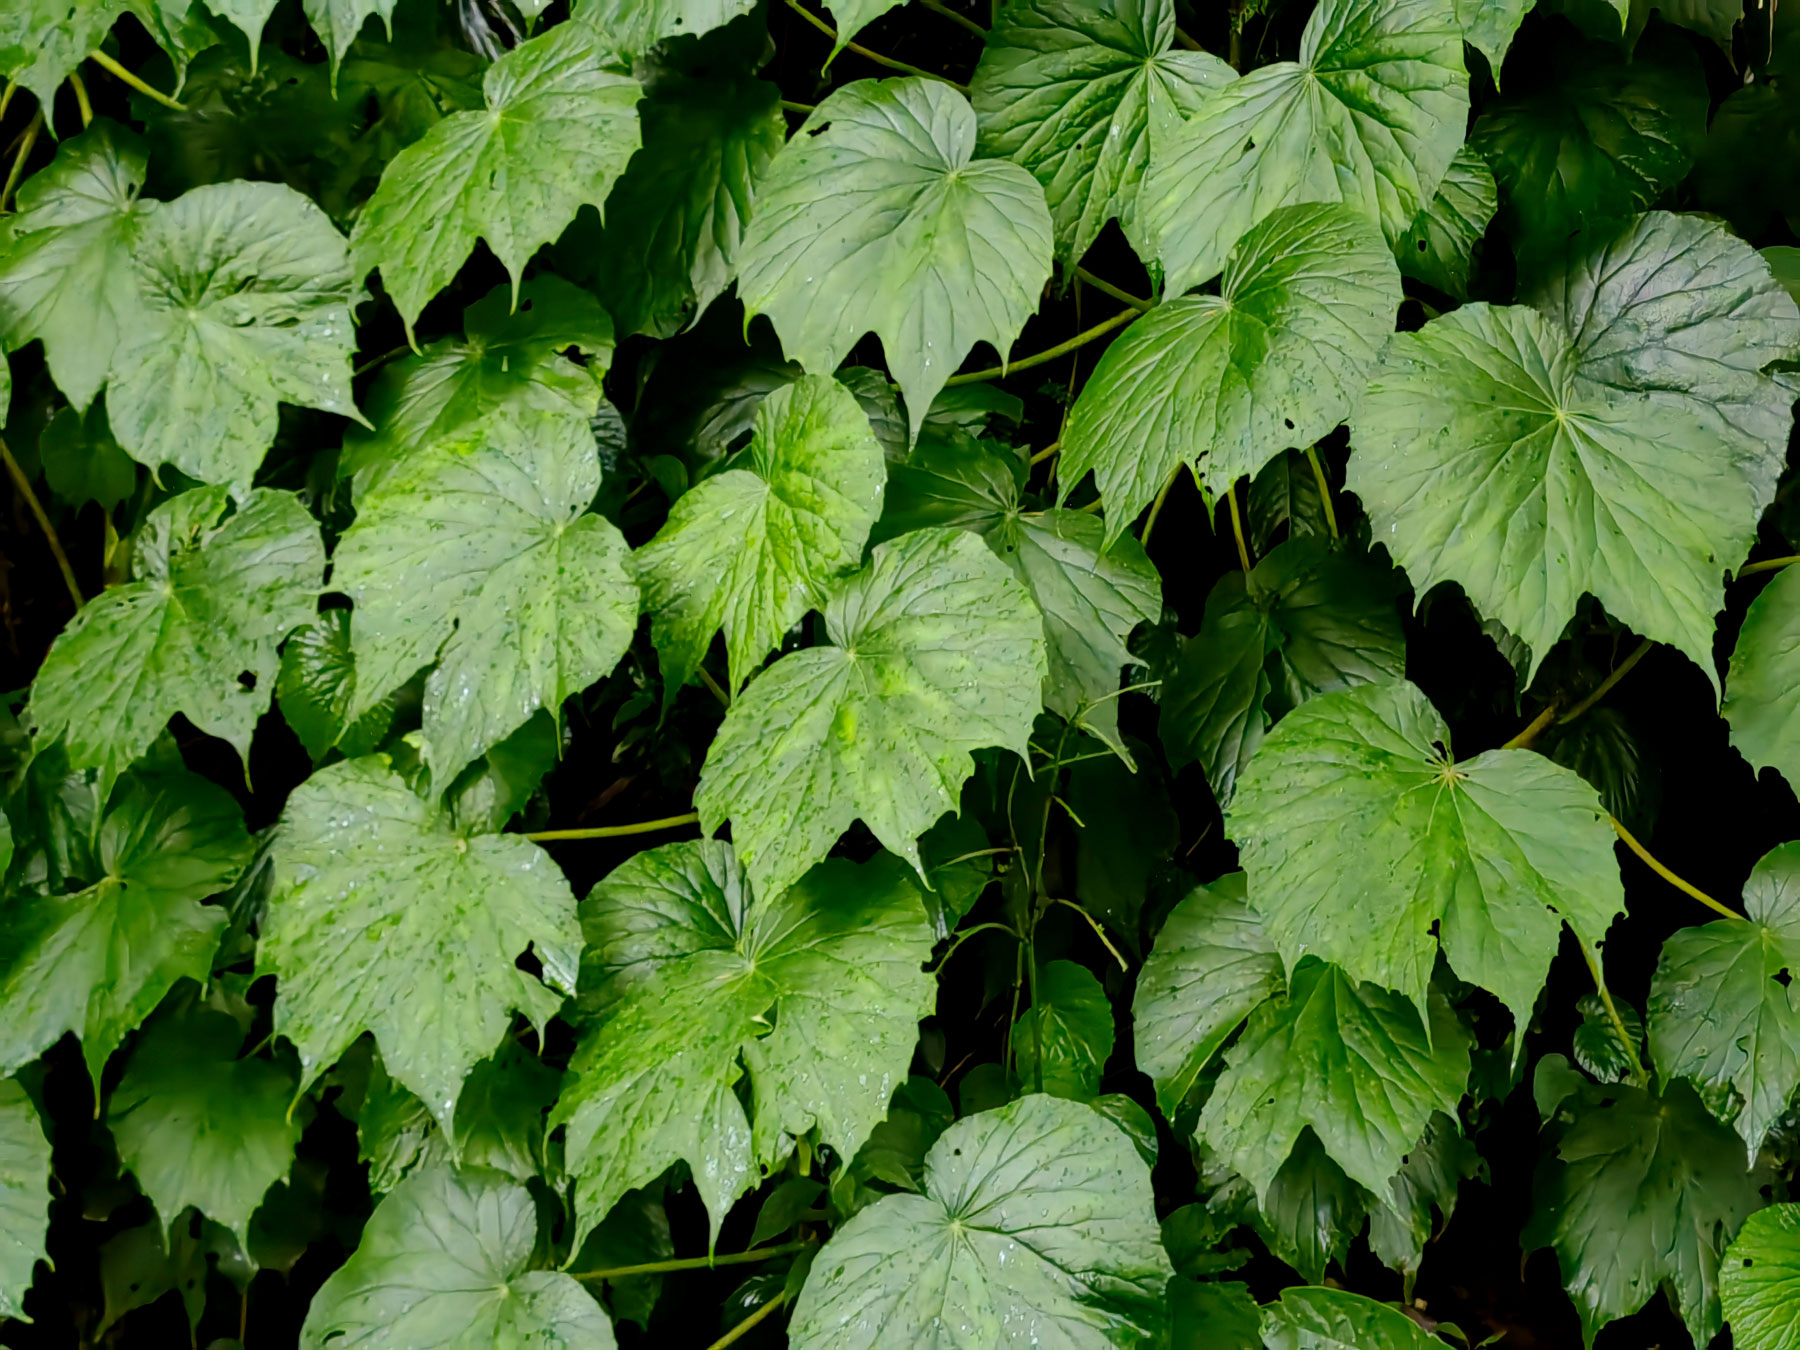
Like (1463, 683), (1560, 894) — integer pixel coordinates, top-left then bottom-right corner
(524, 811), (700, 842)
(2, 110), (43, 212)
(1, 437), (83, 609)
(574, 1240), (810, 1283)
(945, 305), (1137, 386)
(1139, 469), (1176, 547)
(708, 1289), (790, 1350)
(919, 0), (987, 36)
(0, 82), (16, 122)
(1072, 267), (1154, 312)
(784, 0), (971, 92)
(88, 50), (186, 111)
(1049, 897), (1127, 971)
(1226, 480), (1252, 571)
(1029, 440), (1060, 466)
(779, 98), (816, 114)
(1578, 947), (1648, 1089)
(1609, 817), (1738, 920)
(698, 665), (731, 708)
(1304, 445), (1339, 539)
(1174, 25), (1205, 50)
(1739, 554), (1800, 577)
(1559, 638), (1652, 725)
(930, 920), (1018, 972)
(1501, 704), (1557, 752)
(68, 72), (93, 128)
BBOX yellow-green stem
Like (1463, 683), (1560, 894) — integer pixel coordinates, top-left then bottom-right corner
(1579, 947), (1648, 1088)
(1502, 704), (1557, 752)
(920, 0), (986, 36)
(69, 72), (93, 128)
(1559, 638), (1652, 725)
(1139, 469), (1176, 547)
(573, 1240), (809, 1283)
(945, 305), (1135, 386)
(1072, 267), (1153, 312)
(89, 50), (186, 111)
(2, 109), (43, 212)
(1, 437), (83, 609)
(1740, 554), (1800, 576)
(1610, 817), (1738, 921)
(1304, 444), (1339, 539)
(525, 811), (700, 843)
(706, 1290), (790, 1350)
(1029, 440), (1060, 466)
(1226, 481), (1252, 571)
(785, 0), (970, 91)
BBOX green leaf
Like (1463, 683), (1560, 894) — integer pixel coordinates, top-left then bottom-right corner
(0, 0), (130, 114)
(1366, 1111), (1482, 1277)
(877, 433), (1160, 753)
(573, 0), (759, 56)
(735, 77), (1054, 445)
(635, 374), (887, 699)
(333, 407), (638, 786)
(27, 486), (323, 790)
(696, 525), (1047, 905)
(1348, 303), (1774, 689)
(1455, 0), (1532, 70)
(969, 0), (1234, 264)
(1159, 536), (1406, 805)
(1649, 841), (1800, 1162)
(787, 1094), (1173, 1349)
(1396, 144), (1496, 301)
(592, 51), (785, 339)
(1255, 1133), (1366, 1282)
(1571, 992), (1644, 1084)
(1172, 1279), (1261, 1349)
(107, 1010), (303, 1244)
(1231, 679), (1623, 1029)
(276, 609), (396, 765)
(343, 277), (612, 492)
(1246, 448), (1330, 554)
(258, 755), (582, 1129)
(555, 842), (934, 1245)
(1526, 1074), (1764, 1347)
(299, 1163), (615, 1349)
(350, 1045), (446, 1195)
(0, 766), (249, 1084)
(1013, 959), (1115, 1099)
(1200, 962), (1470, 1201)
(1722, 1202), (1800, 1350)
(1060, 203), (1399, 533)
(348, 22), (640, 334)
(1726, 565), (1800, 786)
(1133, 872), (1283, 1119)
(820, 0), (906, 52)
(1145, 0), (1468, 296)
(1470, 33), (1707, 264)
(301, 0), (399, 74)
(1066, 749), (1177, 945)
(38, 403), (136, 511)
(838, 1075), (956, 1207)
(0, 1078), (49, 1322)
(1261, 1285), (1448, 1350)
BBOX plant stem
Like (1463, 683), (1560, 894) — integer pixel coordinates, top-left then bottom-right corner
(1139, 469), (1176, 547)
(2, 110), (43, 212)
(1050, 897), (1127, 971)
(1174, 25), (1205, 49)
(945, 305), (1136, 386)
(1029, 440), (1060, 466)
(1304, 444), (1339, 539)
(785, 0), (971, 92)
(69, 72), (93, 128)
(779, 98), (816, 114)
(1072, 267), (1153, 312)
(1579, 948), (1649, 1088)
(698, 665), (731, 708)
(930, 920), (1018, 972)
(1610, 817), (1738, 921)
(574, 1240), (810, 1283)
(1559, 638), (1652, 725)
(89, 50), (186, 111)
(708, 1290), (790, 1350)
(1740, 554), (1800, 576)
(920, 0), (986, 36)
(1501, 704), (1557, 752)
(525, 811), (700, 843)
(1226, 480), (1252, 571)
(0, 82), (16, 122)
(1, 437), (83, 609)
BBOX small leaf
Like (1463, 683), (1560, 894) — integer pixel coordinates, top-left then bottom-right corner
(1262, 1285), (1449, 1350)
(276, 609), (396, 765)
(1396, 145), (1497, 301)
(0, 1078), (50, 1322)
(1013, 959), (1114, 1100)
(1367, 1111), (1482, 1278)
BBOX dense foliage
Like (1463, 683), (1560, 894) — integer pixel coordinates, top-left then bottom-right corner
(7, 0), (1800, 1344)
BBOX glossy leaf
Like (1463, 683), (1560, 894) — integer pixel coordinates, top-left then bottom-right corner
(1396, 145), (1497, 301)
(1013, 959), (1114, 1100)
(0, 1079), (49, 1322)
(1262, 1285), (1448, 1350)
(1722, 1202), (1800, 1350)
(1726, 565), (1800, 787)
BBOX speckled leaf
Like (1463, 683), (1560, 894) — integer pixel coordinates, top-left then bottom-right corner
(257, 756), (582, 1130)
(1649, 842), (1800, 1162)
(1232, 680), (1623, 1033)
(735, 77), (1053, 445)
(1396, 145), (1496, 300)
(788, 1094), (1173, 1349)
(334, 406), (637, 786)
(0, 0), (130, 114)
(1133, 872), (1283, 1119)
(1013, 960), (1114, 1100)
(0, 1079), (49, 1321)
(1159, 536), (1406, 805)
(635, 374), (886, 700)
(276, 609), (395, 765)
(970, 0), (1234, 264)
(696, 526), (1047, 904)
(299, 1163), (614, 1350)
(348, 22), (641, 334)
(556, 841), (934, 1246)
(1060, 203), (1399, 533)
(28, 486), (323, 791)
(1348, 304), (1773, 689)
(108, 1010), (302, 1243)
(0, 767), (249, 1085)
(572, 0), (759, 55)
(1262, 1285), (1449, 1350)
(1726, 566), (1800, 786)
(1723, 1203), (1800, 1350)
(1145, 0), (1468, 295)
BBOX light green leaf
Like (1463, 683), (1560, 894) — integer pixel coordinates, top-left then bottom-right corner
(334, 407), (638, 786)
(0, 767), (248, 1084)
(635, 374), (887, 700)
(1159, 536), (1406, 805)
(970, 0), (1234, 264)
(0, 1079), (49, 1322)
(1726, 565), (1800, 786)
(1013, 959), (1114, 1100)
(1455, 0), (1532, 70)
(107, 1010), (302, 1244)
(1232, 679), (1622, 1029)
(1347, 304), (1772, 688)
(820, 0), (905, 52)
(1723, 1202), (1800, 1350)
(1133, 872), (1283, 1120)
(1261, 1285), (1448, 1350)
(1200, 962), (1470, 1201)
(1649, 841), (1800, 1162)
(1396, 145), (1496, 301)
(573, 0), (759, 55)
(276, 609), (395, 765)
(349, 22), (640, 333)
(1526, 1074), (1764, 1347)
(28, 486), (324, 790)
(299, 1163), (614, 1350)
(696, 525), (1047, 905)
(1060, 202), (1399, 533)
(258, 756), (582, 1129)
(1145, 0), (1467, 296)
(736, 77), (1054, 445)
(555, 841), (935, 1245)
(0, 0), (130, 112)
(788, 1094), (1173, 1349)
(302, 0), (399, 73)
(343, 277), (612, 493)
